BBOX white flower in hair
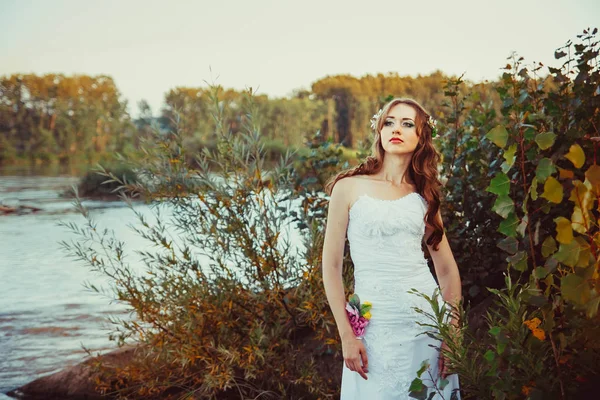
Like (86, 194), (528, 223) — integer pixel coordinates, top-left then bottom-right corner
(427, 115), (439, 137)
(370, 108), (384, 131)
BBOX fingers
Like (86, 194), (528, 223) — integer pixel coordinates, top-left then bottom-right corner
(345, 360), (368, 380)
(344, 356), (368, 380)
(360, 348), (369, 373)
(354, 362), (368, 380)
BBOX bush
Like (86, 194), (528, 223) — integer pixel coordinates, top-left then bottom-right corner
(60, 87), (349, 399)
(74, 163), (139, 199)
(412, 27), (600, 400)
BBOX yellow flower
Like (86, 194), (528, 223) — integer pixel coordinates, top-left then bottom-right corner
(363, 301), (372, 306)
(521, 381), (536, 396)
(532, 328), (546, 341)
(524, 317), (545, 340)
(363, 311), (372, 320)
(523, 317), (541, 330)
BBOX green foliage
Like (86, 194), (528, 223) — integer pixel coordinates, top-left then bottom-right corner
(433, 73), (507, 304)
(412, 27), (600, 400)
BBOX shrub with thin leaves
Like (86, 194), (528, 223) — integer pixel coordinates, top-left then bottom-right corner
(60, 86), (346, 399)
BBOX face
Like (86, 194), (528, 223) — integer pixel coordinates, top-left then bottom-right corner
(379, 103), (419, 155)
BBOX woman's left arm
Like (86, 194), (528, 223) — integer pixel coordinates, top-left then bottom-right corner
(424, 209), (462, 326)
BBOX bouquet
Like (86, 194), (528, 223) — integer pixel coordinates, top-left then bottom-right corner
(345, 293), (372, 339)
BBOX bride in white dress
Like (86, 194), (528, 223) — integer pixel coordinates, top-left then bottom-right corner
(321, 98), (462, 399)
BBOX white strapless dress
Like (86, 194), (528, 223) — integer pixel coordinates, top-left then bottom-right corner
(340, 192), (461, 399)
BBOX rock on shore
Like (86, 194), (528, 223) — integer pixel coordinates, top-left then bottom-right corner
(6, 346), (136, 400)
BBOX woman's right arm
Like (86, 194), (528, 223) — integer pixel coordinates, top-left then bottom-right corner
(322, 178), (369, 380)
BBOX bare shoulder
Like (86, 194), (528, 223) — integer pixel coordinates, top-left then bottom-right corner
(331, 175), (369, 195)
(330, 175), (371, 212)
(330, 176), (353, 200)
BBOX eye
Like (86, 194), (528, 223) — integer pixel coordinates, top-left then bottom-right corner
(383, 120), (394, 126)
(403, 122), (415, 128)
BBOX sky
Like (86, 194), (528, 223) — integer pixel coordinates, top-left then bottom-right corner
(0, 0), (598, 117)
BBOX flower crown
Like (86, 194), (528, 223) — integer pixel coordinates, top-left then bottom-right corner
(370, 108), (438, 138)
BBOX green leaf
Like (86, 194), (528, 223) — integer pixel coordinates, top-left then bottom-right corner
(409, 378), (427, 400)
(529, 176), (539, 200)
(348, 293), (360, 307)
(497, 342), (507, 355)
(565, 143), (585, 168)
(360, 303), (372, 315)
(524, 127), (536, 141)
(416, 360), (429, 377)
(486, 173), (511, 196)
(489, 326), (501, 336)
(507, 251), (528, 271)
(492, 195), (515, 218)
(503, 144), (517, 170)
(535, 131), (557, 150)
(533, 267), (549, 279)
(541, 176), (563, 203)
(485, 125), (509, 148)
(498, 212), (519, 237)
(535, 158), (556, 181)
(484, 350), (495, 362)
(561, 273), (590, 304)
(553, 240), (581, 267)
(497, 237), (518, 254)
(541, 236), (557, 257)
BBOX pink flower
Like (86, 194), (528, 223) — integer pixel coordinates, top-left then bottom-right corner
(346, 303), (359, 317)
(346, 302), (371, 338)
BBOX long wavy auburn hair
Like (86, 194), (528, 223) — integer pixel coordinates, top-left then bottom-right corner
(324, 98), (445, 251)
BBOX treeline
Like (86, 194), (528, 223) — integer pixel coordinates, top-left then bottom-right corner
(0, 74), (132, 165)
(0, 70), (495, 167)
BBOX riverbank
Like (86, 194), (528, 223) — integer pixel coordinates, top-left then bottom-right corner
(6, 346), (137, 400)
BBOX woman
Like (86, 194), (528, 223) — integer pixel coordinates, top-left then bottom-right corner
(321, 98), (462, 399)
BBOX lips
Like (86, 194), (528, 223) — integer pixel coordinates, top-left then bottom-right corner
(390, 138), (403, 143)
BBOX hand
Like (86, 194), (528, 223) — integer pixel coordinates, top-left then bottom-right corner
(342, 334), (369, 380)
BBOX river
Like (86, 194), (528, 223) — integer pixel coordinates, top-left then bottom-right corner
(0, 167), (159, 398)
